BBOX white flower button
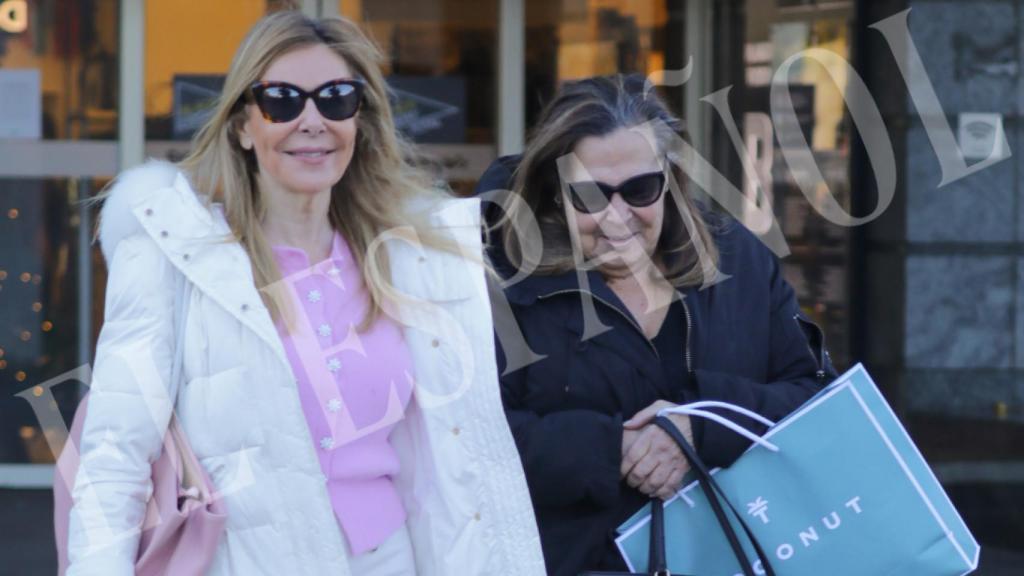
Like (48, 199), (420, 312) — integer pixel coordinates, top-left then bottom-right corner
(307, 290), (322, 303)
(319, 436), (335, 450)
(327, 358), (342, 372)
(327, 398), (342, 413)
(318, 324), (333, 338)
(327, 266), (341, 277)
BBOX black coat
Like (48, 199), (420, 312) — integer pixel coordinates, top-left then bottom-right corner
(476, 156), (838, 576)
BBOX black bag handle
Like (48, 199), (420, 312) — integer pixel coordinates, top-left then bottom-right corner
(581, 415), (776, 576)
(648, 498), (669, 576)
(579, 496), (674, 575)
(653, 415), (776, 576)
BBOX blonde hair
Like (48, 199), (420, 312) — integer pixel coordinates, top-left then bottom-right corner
(502, 74), (719, 288)
(178, 11), (457, 329)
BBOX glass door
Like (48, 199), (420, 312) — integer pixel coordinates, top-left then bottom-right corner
(339, 0), (501, 195)
(725, 0), (855, 370)
(0, 0), (119, 474)
(719, 1), (1024, 572)
(524, 0), (687, 127)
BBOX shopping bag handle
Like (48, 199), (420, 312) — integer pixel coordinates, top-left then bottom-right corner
(658, 407), (779, 452)
(653, 415), (776, 576)
(648, 498), (669, 576)
(664, 401), (776, 428)
(580, 498), (671, 575)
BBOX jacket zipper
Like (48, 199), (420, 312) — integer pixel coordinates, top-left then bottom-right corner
(794, 314), (827, 381)
(681, 297), (693, 375)
(537, 289), (660, 360)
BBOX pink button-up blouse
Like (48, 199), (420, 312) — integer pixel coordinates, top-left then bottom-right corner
(271, 232), (414, 555)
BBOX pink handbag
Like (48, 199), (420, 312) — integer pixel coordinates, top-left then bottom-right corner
(53, 275), (227, 575)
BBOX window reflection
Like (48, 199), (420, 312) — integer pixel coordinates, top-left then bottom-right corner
(525, 0), (684, 127)
(144, 0), (272, 141)
(341, 0), (498, 145)
(340, 0), (499, 194)
(740, 1), (853, 370)
(0, 178), (107, 464)
(0, 0), (119, 140)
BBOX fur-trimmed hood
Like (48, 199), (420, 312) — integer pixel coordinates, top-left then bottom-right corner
(98, 160), (211, 265)
(97, 160), (482, 268)
(93, 158), (484, 359)
(75, 162), (544, 576)
(70, 158), (546, 576)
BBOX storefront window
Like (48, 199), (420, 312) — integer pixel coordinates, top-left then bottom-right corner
(0, 178), (107, 464)
(0, 0), (118, 140)
(732, 2), (1024, 570)
(737, 0), (854, 370)
(525, 0), (686, 128)
(143, 0), (274, 146)
(0, 1), (117, 466)
(343, 0), (497, 144)
(341, 0), (499, 194)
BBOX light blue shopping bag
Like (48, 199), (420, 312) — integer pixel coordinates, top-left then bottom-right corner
(615, 363), (980, 576)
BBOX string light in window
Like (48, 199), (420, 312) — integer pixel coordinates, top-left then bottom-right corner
(42, 321), (53, 332)
(19, 427), (35, 440)
(19, 272), (30, 283)
(32, 302), (42, 312)
(0, 270), (6, 280)
(7, 208), (18, 219)
(0, 360), (6, 369)
(20, 331), (31, 341)
(16, 372), (28, 383)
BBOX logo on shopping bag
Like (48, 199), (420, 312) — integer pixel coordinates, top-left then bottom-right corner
(729, 495), (866, 575)
(747, 497), (770, 524)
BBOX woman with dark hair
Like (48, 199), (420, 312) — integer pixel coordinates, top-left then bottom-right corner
(476, 74), (837, 575)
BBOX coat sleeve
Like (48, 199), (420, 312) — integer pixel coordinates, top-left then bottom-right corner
(66, 235), (178, 576)
(688, 244), (838, 469)
(496, 339), (624, 510)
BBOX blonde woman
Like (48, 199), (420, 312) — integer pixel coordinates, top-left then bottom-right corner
(66, 11), (544, 575)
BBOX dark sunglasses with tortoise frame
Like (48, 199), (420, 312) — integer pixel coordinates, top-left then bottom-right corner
(244, 78), (365, 123)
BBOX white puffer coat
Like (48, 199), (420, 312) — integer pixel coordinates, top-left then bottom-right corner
(66, 161), (546, 575)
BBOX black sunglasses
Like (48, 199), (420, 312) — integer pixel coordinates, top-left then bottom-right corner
(565, 171), (667, 213)
(245, 78), (365, 123)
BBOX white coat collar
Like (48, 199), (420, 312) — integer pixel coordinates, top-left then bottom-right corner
(99, 160), (288, 365)
(98, 160), (481, 367)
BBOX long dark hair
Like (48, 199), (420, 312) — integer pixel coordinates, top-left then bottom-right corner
(501, 74), (719, 287)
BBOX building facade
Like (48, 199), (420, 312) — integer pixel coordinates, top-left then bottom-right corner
(0, 0), (1021, 573)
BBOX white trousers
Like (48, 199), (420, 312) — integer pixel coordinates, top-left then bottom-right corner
(345, 524), (417, 576)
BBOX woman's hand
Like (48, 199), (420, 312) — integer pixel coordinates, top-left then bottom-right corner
(621, 400), (694, 499)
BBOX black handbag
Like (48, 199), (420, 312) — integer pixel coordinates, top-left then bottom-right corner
(580, 415), (775, 576)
